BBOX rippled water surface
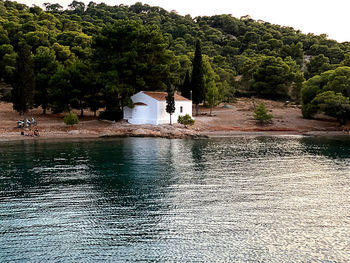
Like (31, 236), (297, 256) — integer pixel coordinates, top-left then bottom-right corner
(1, 136), (350, 262)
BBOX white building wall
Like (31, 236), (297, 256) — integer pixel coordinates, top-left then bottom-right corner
(127, 105), (150, 124)
(157, 100), (192, 124)
(157, 101), (168, 124)
(176, 100), (192, 118)
(124, 92), (159, 125)
(124, 91), (193, 125)
(123, 107), (132, 119)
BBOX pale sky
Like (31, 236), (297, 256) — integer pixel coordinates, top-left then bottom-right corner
(16, 0), (350, 42)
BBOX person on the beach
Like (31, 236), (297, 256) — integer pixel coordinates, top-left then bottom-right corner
(26, 129), (34, 136)
(34, 129), (39, 136)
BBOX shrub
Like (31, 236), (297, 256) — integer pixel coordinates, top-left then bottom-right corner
(254, 102), (273, 124)
(64, 112), (79, 125)
(178, 114), (195, 125)
(301, 103), (318, 119)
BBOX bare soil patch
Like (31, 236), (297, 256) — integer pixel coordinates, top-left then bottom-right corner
(192, 98), (345, 135)
(0, 98), (347, 141)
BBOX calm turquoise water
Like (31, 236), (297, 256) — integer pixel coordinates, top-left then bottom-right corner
(1, 136), (350, 262)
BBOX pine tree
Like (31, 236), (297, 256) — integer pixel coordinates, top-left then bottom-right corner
(166, 85), (175, 125)
(11, 44), (35, 126)
(191, 40), (204, 116)
(33, 46), (58, 114)
(206, 81), (219, 115)
(180, 69), (191, 99)
(254, 102), (273, 124)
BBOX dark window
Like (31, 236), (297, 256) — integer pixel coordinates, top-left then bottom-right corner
(180, 106), (183, 113)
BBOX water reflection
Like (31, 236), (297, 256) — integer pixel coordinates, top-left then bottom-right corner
(84, 139), (180, 247)
(1, 137), (350, 262)
(300, 136), (350, 159)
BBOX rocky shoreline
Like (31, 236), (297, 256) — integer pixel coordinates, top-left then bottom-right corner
(99, 122), (205, 139)
(0, 122), (208, 142)
(1, 123), (349, 143)
(1, 100), (349, 143)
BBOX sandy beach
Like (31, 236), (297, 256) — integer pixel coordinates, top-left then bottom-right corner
(0, 98), (348, 142)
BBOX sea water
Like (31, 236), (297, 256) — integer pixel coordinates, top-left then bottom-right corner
(0, 136), (350, 262)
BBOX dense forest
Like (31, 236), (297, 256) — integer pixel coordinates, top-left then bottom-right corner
(1, 0), (350, 122)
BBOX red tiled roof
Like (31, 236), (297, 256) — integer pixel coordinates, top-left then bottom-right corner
(142, 91), (190, 101)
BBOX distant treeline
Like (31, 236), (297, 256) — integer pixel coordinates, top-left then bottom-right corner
(1, 1), (350, 122)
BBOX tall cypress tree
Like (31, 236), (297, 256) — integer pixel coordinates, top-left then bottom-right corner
(11, 43), (35, 126)
(180, 69), (191, 99)
(166, 84), (175, 125)
(191, 40), (204, 115)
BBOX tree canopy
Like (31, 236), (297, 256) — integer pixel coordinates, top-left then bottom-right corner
(191, 40), (204, 115)
(301, 67), (350, 123)
(1, 0), (350, 121)
(93, 20), (178, 117)
(11, 43), (34, 118)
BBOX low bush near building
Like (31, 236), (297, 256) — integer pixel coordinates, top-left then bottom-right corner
(178, 114), (195, 125)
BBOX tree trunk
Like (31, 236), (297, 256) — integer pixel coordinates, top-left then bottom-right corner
(170, 114), (172, 125)
(43, 107), (46, 115)
(195, 104), (199, 116)
(23, 111), (28, 128)
(80, 100), (84, 117)
(94, 110), (96, 118)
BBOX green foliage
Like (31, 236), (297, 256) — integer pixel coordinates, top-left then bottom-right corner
(34, 46), (58, 114)
(301, 76), (322, 106)
(166, 86), (175, 114)
(305, 54), (331, 79)
(253, 102), (273, 123)
(301, 103), (318, 119)
(44, 3), (63, 13)
(341, 52), (350, 67)
(191, 40), (204, 114)
(178, 114), (195, 125)
(52, 43), (73, 62)
(166, 85), (175, 124)
(11, 43), (34, 115)
(311, 91), (350, 124)
(2, 0), (350, 122)
(48, 65), (73, 113)
(325, 67), (350, 97)
(180, 69), (191, 99)
(67, 59), (93, 117)
(64, 111), (79, 125)
(0, 43), (16, 82)
(252, 56), (292, 99)
(205, 81), (219, 115)
(238, 55), (304, 100)
(301, 67), (350, 124)
(93, 19), (177, 115)
(284, 56), (305, 102)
